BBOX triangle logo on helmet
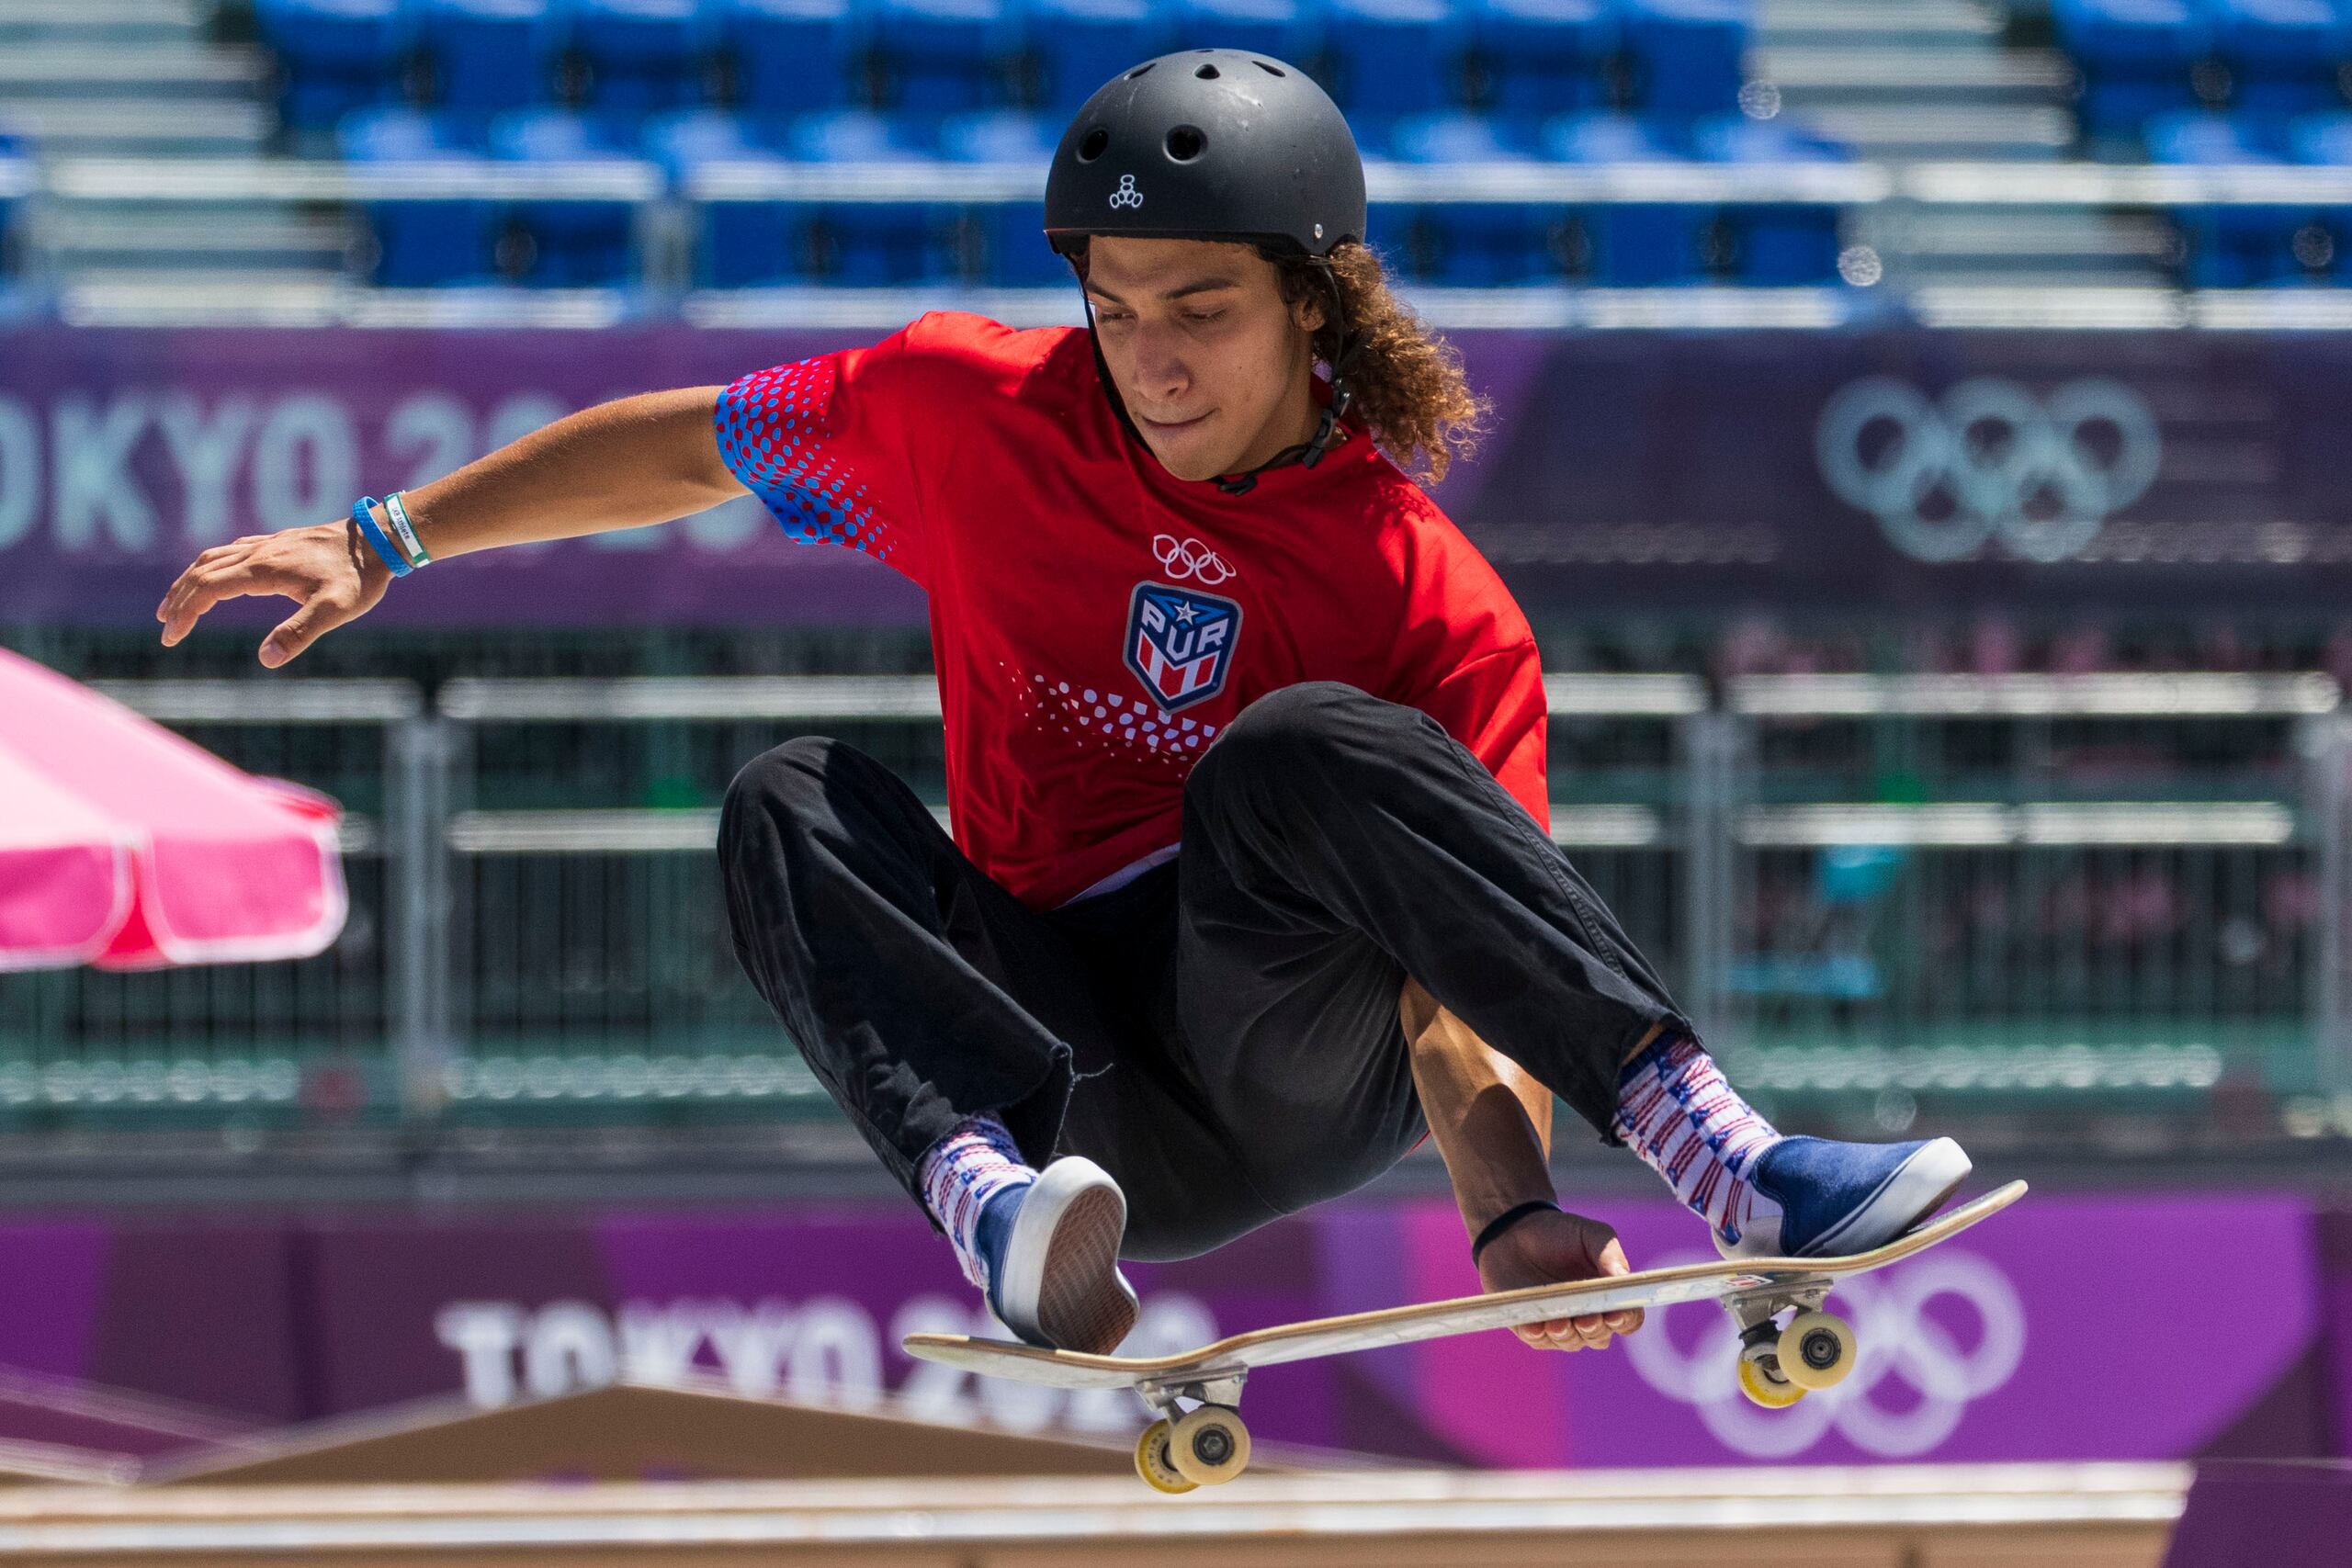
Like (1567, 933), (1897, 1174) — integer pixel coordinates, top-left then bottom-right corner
(1109, 175), (1144, 210)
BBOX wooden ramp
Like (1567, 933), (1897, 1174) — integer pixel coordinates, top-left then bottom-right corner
(0, 1464), (2185, 1566)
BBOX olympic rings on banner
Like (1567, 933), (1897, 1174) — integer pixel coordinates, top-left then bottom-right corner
(1621, 1248), (2028, 1459)
(1816, 377), (2160, 565)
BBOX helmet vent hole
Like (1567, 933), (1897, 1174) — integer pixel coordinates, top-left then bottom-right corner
(1254, 60), (1284, 76)
(1194, 62), (1220, 79)
(1077, 127), (1110, 162)
(1165, 124), (1206, 162)
(1125, 62), (1154, 79)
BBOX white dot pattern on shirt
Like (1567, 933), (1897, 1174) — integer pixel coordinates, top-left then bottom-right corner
(1012, 663), (1219, 768)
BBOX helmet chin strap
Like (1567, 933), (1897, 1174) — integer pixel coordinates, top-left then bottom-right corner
(1071, 254), (1363, 499)
(1214, 261), (1363, 497)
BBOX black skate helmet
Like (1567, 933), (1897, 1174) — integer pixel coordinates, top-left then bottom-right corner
(1044, 49), (1369, 495)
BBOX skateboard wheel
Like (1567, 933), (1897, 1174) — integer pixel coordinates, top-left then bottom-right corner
(1736, 1353), (1807, 1410)
(1778, 1310), (1857, 1391)
(1135, 1419), (1197, 1495)
(1169, 1404), (1251, 1486)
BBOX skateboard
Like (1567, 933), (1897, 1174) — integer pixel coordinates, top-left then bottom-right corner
(904, 1179), (2026, 1494)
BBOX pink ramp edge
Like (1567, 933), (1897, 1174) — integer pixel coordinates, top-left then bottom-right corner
(0, 649), (346, 970)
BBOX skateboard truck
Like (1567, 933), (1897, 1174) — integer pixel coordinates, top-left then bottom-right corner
(1724, 1283), (1858, 1409)
(1132, 1370), (1250, 1495)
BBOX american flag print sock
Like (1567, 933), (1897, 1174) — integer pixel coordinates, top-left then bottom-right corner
(918, 1113), (1035, 1290)
(1611, 1032), (1784, 1248)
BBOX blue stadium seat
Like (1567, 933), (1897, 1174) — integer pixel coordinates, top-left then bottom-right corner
(1318, 0), (1468, 130)
(2206, 0), (2352, 118)
(871, 0), (1017, 115)
(2290, 108), (2352, 164)
(1165, 0), (1322, 75)
(337, 107), (503, 285)
(646, 110), (805, 286)
(487, 109), (644, 285)
(254, 0), (412, 132)
(1541, 112), (1708, 283)
(2049, 0), (2209, 142)
(1380, 112), (1565, 283)
(1023, 0), (1169, 114)
(2145, 110), (2322, 284)
(1471, 0), (1617, 126)
(783, 108), (958, 281)
(1618, 0), (1750, 118)
(571, 0), (716, 113)
(2287, 110), (2352, 281)
(0, 130), (28, 278)
(415, 0), (562, 113)
(938, 110), (1066, 282)
(1690, 113), (1851, 284)
(722, 0), (865, 117)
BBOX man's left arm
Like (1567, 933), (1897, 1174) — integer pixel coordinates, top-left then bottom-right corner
(1400, 953), (1645, 1352)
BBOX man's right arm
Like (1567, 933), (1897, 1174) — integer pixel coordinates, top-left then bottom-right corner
(156, 386), (744, 667)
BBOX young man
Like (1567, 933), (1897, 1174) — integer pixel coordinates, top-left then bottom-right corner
(156, 51), (1971, 1365)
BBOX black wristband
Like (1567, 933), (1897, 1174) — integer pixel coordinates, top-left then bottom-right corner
(1470, 1199), (1561, 1266)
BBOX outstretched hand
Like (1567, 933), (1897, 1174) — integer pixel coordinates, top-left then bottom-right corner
(156, 520), (392, 668)
(1476, 1208), (1645, 1353)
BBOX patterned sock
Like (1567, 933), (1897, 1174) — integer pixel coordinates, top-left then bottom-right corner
(1611, 1032), (1784, 1247)
(917, 1113), (1035, 1289)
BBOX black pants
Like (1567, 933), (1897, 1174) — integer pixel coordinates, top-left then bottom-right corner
(718, 681), (1690, 1260)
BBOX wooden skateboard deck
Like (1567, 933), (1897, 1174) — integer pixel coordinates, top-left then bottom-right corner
(904, 1179), (2026, 1492)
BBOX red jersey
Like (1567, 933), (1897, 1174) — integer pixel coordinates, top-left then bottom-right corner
(715, 311), (1548, 911)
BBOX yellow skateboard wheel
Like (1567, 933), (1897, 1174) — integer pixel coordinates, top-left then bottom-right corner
(1778, 1310), (1858, 1391)
(1135, 1419), (1197, 1495)
(1169, 1404), (1252, 1485)
(1737, 1354), (1807, 1410)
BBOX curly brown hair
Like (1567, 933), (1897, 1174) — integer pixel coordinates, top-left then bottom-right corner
(1266, 240), (1491, 488)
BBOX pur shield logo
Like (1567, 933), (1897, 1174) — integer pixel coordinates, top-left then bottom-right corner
(1816, 377), (2160, 564)
(1623, 1248), (2028, 1460)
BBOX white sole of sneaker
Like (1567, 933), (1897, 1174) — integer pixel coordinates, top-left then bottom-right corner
(1798, 1137), (1973, 1258)
(997, 1156), (1138, 1356)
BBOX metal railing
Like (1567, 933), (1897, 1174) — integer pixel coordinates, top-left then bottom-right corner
(6, 670), (2348, 1140)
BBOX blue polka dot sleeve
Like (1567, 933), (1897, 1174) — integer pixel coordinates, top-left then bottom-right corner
(713, 323), (931, 583)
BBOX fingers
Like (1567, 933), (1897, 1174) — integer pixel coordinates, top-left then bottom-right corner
(1513, 1312), (1620, 1353)
(158, 545), (268, 646)
(261, 589), (357, 668)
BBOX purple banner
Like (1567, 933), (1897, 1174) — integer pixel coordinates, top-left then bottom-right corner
(0, 326), (926, 629)
(2324, 1211), (2352, 1458)
(6, 325), (2352, 627)
(2164, 1461), (2352, 1568)
(0, 1192), (2324, 1470)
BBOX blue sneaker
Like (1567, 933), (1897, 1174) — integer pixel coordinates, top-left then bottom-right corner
(975, 1156), (1138, 1355)
(1718, 1135), (1973, 1260)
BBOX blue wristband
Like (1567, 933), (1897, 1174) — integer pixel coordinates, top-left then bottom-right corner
(351, 496), (412, 578)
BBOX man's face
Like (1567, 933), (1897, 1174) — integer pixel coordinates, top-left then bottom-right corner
(1082, 236), (1323, 483)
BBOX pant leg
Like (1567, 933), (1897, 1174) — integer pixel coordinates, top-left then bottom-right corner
(718, 735), (1102, 1193)
(1042, 865), (1290, 1261)
(1178, 681), (1691, 1162)
(719, 735), (1273, 1258)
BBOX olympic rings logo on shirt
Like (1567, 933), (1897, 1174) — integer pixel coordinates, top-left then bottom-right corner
(1815, 376), (2161, 565)
(1622, 1248), (2028, 1460)
(1152, 534), (1236, 584)
(1109, 175), (1145, 210)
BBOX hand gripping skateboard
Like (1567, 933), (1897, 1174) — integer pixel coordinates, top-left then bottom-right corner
(904, 1179), (2026, 1493)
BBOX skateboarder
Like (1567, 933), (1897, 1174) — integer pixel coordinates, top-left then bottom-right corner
(154, 51), (1973, 1361)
